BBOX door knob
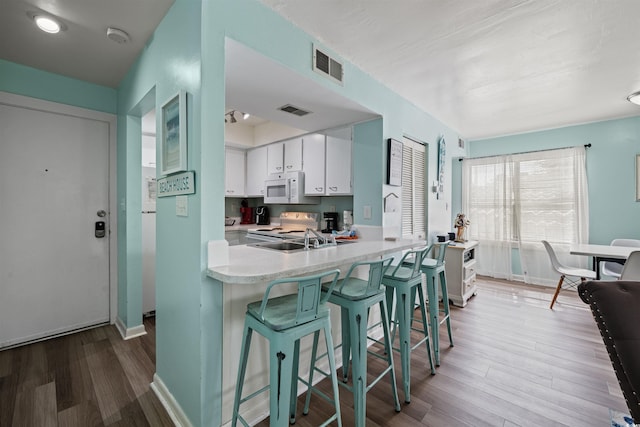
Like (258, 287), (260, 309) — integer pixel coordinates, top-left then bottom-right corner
(97, 210), (106, 217)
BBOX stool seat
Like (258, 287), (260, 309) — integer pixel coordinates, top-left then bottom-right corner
(305, 258), (400, 427)
(232, 270), (342, 427)
(247, 295), (330, 331)
(382, 246), (435, 404)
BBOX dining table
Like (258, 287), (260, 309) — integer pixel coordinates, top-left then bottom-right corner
(569, 243), (640, 279)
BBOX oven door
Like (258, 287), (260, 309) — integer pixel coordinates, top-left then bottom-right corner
(264, 178), (290, 204)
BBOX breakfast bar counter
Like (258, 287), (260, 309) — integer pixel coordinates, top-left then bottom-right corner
(206, 237), (424, 426)
(207, 238), (424, 284)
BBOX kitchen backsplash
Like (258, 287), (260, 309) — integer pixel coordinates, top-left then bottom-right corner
(225, 196), (353, 225)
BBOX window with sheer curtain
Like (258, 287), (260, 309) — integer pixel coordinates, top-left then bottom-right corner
(462, 146), (589, 285)
(401, 137), (426, 240)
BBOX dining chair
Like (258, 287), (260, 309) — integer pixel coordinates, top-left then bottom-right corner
(620, 250), (640, 281)
(601, 239), (640, 278)
(541, 240), (596, 309)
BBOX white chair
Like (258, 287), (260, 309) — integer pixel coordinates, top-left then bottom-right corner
(601, 239), (640, 278)
(542, 240), (597, 309)
(620, 250), (640, 281)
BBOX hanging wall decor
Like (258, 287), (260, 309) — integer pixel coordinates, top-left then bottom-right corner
(437, 135), (446, 199)
(387, 138), (403, 186)
(160, 90), (187, 176)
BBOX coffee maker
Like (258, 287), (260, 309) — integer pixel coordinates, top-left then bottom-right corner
(255, 206), (270, 225)
(322, 212), (339, 233)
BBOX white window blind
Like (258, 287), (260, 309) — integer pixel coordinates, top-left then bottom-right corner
(401, 137), (425, 239)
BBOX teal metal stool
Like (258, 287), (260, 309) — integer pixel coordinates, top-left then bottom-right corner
(231, 270), (342, 427)
(410, 242), (454, 366)
(382, 246), (435, 404)
(304, 258), (401, 427)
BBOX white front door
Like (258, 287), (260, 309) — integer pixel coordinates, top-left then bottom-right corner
(0, 96), (111, 348)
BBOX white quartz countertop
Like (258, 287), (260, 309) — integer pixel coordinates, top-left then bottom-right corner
(207, 238), (425, 284)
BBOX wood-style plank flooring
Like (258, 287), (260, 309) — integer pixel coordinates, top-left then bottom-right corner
(259, 277), (629, 427)
(0, 277), (629, 426)
(0, 317), (172, 427)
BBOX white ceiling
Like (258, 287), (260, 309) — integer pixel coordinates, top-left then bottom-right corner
(0, 0), (174, 88)
(259, 0), (640, 139)
(4, 1), (640, 139)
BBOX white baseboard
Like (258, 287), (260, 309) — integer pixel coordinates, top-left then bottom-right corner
(151, 373), (193, 427)
(115, 317), (147, 340)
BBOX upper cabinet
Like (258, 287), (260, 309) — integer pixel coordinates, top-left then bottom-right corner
(225, 148), (246, 197)
(246, 145), (268, 197)
(267, 137), (303, 174)
(302, 134), (326, 195)
(325, 136), (352, 195)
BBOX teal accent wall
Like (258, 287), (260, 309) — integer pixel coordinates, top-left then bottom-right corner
(116, 0), (206, 424)
(353, 119), (384, 225)
(467, 117), (640, 244)
(0, 59), (116, 113)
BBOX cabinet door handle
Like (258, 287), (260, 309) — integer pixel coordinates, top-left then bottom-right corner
(286, 165), (293, 169)
(329, 186), (338, 192)
(276, 166), (282, 171)
(315, 187), (324, 192)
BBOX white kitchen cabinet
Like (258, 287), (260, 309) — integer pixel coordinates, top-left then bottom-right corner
(302, 134), (326, 195)
(444, 240), (478, 307)
(246, 145), (268, 197)
(325, 136), (352, 195)
(267, 138), (303, 174)
(225, 147), (245, 197)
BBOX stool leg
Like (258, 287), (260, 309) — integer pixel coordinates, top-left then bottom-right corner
(416, 284), (435, 375)
(395, 287), (412, 403)
(232, 322), (253, 426)
(341, 306), (351, 382)
(349, 305), (368, 427)
(439, 270), (454, 347)
(303, 331), (321, 416)
(289, 339), (301, 424)
(385, 286), (397, 345)
(379, 299), (401, 412)
(425, 272), (440, 366)
(269, 337), (295, 427)
(323, 321), (342, 427)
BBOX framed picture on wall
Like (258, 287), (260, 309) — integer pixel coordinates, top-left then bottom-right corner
(387, 138), (403, 186)
(160, 90), (187, 176)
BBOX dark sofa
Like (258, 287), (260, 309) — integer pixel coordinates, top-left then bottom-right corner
(578, 280), (640, 421)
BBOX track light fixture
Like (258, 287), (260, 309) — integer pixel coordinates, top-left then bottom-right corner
(224, 110), (249, 123)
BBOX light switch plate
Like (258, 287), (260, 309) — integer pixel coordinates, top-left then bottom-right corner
(363, 205), (372, 219)
(176, 195), (188, 217)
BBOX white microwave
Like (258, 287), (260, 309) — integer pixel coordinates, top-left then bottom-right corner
(263, 171), (319, 205)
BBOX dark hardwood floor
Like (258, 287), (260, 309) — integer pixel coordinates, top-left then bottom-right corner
(0, 277), (629, 426)
(0, 317), (172, 427)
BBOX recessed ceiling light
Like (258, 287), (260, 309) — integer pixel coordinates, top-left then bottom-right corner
(627, 91), (640, 106)
(107, 27), (131, 44)
(35, 15), (61, 33)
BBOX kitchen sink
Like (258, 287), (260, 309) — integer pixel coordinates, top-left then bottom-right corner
(249, 238), (354, 253)
(249, 240), (308, 253)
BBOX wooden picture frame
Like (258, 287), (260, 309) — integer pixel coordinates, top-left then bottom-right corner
(160, 90), (187, 176)
(387, 138), (403, 186)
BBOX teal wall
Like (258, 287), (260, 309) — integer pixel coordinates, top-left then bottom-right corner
(463, 116), (640, 245)
(0, 59), (116, 113)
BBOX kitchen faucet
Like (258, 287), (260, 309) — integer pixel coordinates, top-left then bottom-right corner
(304, 228), (336, 250)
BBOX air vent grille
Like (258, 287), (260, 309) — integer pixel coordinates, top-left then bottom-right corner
(313, 44), (344, 85)
(279, 104), (311, 117)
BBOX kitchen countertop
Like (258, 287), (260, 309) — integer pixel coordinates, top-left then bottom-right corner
(207, 238), (424, 284)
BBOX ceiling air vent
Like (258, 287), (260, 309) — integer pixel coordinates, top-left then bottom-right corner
(279, 104), (311, 117)
(313, 44), (343, 85)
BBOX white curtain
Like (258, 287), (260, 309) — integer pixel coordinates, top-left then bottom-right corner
(462, 146), (589, 285)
